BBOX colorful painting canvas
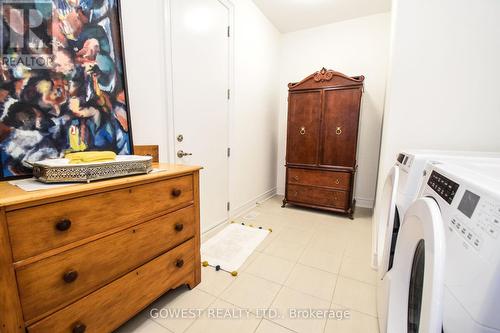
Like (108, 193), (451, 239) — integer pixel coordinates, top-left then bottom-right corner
(0, 0), (133, 180)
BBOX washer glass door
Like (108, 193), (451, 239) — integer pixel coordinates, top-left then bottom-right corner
(386, 197), (445, 333)
(388, 207), (401, 271)
(375, 165), (400, 274)
(408, 240), (425, 333)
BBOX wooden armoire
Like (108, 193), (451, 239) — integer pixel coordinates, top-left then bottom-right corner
(282, 68), (364, 219)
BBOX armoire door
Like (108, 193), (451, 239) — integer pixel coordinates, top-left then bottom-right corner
(170, 0), (231, 232)
(286, 91), (322, 165)
(320, 88), (362, 168)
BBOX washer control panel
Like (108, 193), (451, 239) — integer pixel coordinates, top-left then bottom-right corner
(428, 171), (460, 204)
(449, 194), (500, 253)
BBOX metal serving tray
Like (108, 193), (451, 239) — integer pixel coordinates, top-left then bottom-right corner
(32, 155), (153, 183)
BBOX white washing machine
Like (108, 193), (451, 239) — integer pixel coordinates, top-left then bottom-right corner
(374, 150), (500, 333)
(385, 161), (500, 333)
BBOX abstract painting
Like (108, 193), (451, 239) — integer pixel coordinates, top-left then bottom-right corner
(0, 0), (133, 179)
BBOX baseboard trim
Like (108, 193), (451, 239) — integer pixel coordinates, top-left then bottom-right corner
(355, 196), (374, 209)
(201, 187), (277, 240)
(230, 187), (277, 220)
(276, 187), (285, 196)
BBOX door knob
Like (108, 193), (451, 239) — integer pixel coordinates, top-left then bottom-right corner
(177, 150), (193, 158)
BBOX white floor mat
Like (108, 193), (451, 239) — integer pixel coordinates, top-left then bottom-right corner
(201, 224), (269, 272)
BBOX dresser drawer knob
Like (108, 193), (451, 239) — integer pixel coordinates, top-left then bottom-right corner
(63, 270), (78, 283)
(55, 219), (72, 231)
(171, 188), (182, 197)
(174, 223), (184, 232)
(293, 176), (299, 181)
(72, 322), (86, 333)
(335, 179), (340, 185)
(176, 259), (184, 268)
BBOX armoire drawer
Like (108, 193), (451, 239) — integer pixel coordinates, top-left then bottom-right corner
(16, 205), (195, 322)
(26, 238), (195, 333)
(287, 184), (348, 210)
(287, 168), (351, 190)
(7, 175), (194, 261)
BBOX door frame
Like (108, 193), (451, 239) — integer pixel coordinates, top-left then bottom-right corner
(164, 0), (235, 227)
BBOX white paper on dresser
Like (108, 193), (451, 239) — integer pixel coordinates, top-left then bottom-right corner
(8, 178), (76, 192)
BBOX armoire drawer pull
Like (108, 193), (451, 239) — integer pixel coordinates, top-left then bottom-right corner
(55, 219), (72, 231)
(63, 270), (79, 284)
(336, 127), (342, 135)
(171, 188), (182, 197)
(72, 322), (86, 333)
(299, 126), (306, 135)
(176, 259), (184, 268)
(174, 223), (184, 232)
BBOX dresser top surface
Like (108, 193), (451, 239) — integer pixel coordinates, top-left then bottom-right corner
(0, 163), (201, 208)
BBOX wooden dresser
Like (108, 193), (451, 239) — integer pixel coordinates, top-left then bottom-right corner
(0, 164), (202, 333)
(282, 68), (364, 219)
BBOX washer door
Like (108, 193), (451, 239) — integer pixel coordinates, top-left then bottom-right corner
(386, 198), (446, 333)
(373, 165), (400, 273)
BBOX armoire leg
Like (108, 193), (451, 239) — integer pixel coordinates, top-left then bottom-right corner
(281, 199), (287, 208)
(348, 199), (356, 220)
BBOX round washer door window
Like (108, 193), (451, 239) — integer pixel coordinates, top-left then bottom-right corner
(408, 239), (425, 333)
(388, 206), (401, 271)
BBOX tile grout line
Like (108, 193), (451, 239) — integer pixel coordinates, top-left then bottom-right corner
(146, 200), (375, 333)
(330, 251), (380, 319)
(321, 245), (348, 333)
(180, 291), (220, 333)
(324, 266), (342, 333)
(260, 242), (299, 332)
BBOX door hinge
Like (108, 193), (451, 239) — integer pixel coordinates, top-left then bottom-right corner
(227, 89), (231, 100)
(227, 26), (231, 37)
(227, 147), (231, 157)
(227, 202), (230, 211)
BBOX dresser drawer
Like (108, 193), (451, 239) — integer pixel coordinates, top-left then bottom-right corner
(26, 238), (195, 333)
(287, 168), (350, 190)
(17, 205), (195, 322)
(287, 184), (348, 210)
(7, 175), (194, 261)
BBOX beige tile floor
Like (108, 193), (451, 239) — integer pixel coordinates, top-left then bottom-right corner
(115, 196), (379, 333)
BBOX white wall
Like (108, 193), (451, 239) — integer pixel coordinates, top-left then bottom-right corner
(120, 0), (170, 161)
(276, 13), (392, 208)
(121, 0), (281, 218)
(375, 0), (500, 208)
(230, 0), (281, 215)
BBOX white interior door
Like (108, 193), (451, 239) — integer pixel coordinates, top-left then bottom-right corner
(171, 0), (230, 232)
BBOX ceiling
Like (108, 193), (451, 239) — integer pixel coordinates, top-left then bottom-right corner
(252, 0), (391, 33)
